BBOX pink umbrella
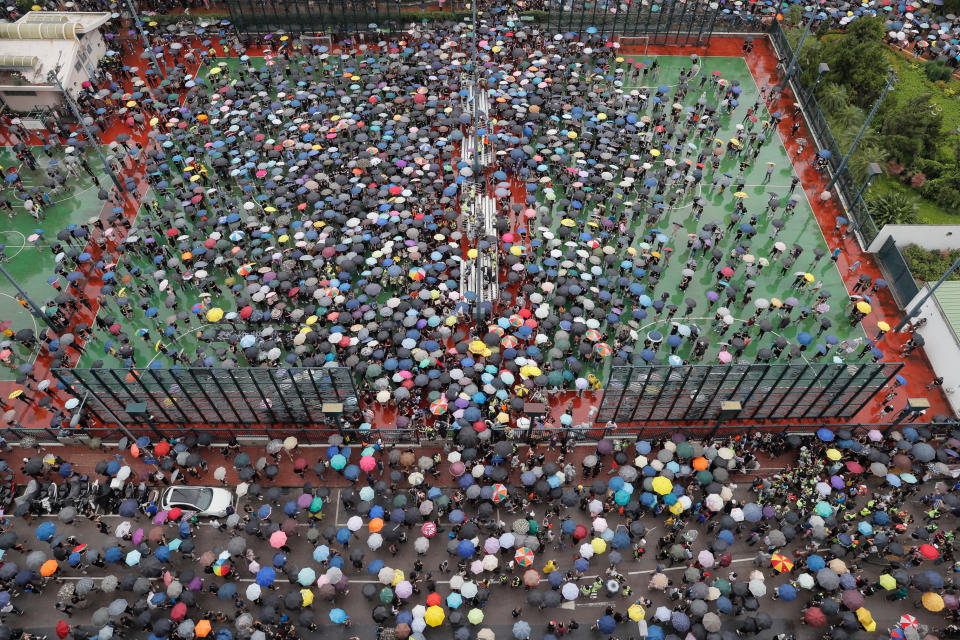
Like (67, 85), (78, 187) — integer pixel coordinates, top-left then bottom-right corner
(132, 528), (144, 545)
(360, 456), (376, 472)
(718, 350), (733, 363)
(269, 531), (287, 549)
(698, 550), (715, 568)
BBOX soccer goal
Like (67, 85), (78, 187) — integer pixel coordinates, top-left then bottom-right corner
(300, 34), (333, 52)
(617, 35), (649, 56)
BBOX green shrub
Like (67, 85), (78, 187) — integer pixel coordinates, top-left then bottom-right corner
(924, 60), (954, 83)
(902, 245), (960, 282)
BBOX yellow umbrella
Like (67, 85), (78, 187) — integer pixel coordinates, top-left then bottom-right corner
(208, 67), (222, 75)
(560, 219), (577, 227)
(922, 592), (945, 612)
(733, 191), (748, 198)
(855, 607), (875, 632)
(469, 341), (488, 355)
(300, 589), (313, 607)
(651, 476), (673, 495)
(877, 321), (890, 332)
(391, 569), (405, 586)
(650, 149), (661, 157)
(591, 538), (607, 554)
(856, 301), (872, 314)
(126, 100), (137, 108)
(669, 502), (685, 515)
(804, 273), (815, 282)
(205, 308), (224, 323)
(628, 604), (645, 621)
(825, 448), (842, 461)
(467, 248), (478, 259)
(424, 605), (445, 627)
(877, 574), (896, 590)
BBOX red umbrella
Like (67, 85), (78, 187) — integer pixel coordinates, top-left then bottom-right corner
(239, 306), (253, 319)
(421, 522), (437, 538)
(426, 592), (442, 607)
(56, 621), (70, 639)
(804, 607), (827, 627)
(918, 544), (939, 559)
(168, 507), (182, 520)
(845, 461), (864, 473)
(154, 441), (170, 456)
(171, 602), (187, 621)
(573, 525), (588, 540)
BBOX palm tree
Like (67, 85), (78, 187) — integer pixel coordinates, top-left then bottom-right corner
(847, 144), (888, 183)
(816, 83), (849, 117)
(833, 105), (865, 133)
(867, 191), (918, 227)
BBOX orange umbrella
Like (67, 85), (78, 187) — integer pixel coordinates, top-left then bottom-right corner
(369, 517), (384, 533)
(195, 620), (212, 638)
(692, 457), (709, 471)
(771, 553), (794, 572)
(40, 559), (58, 576)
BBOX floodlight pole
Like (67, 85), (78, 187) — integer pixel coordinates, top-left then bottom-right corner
(124, 0), (165, 78)
(46, 70), (124, 192)
(776, 17), (812, 93)
(826, 71), (896, 191)
(893, 255), (960, 332)
(0, 264), (60, 333)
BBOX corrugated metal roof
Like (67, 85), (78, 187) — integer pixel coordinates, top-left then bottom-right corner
(934, 281), (960, 342)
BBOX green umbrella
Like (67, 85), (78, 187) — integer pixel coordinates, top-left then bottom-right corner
(379, 587), (393, 604)
(712, 577), (730, 594)
(676, 442), (694, 459)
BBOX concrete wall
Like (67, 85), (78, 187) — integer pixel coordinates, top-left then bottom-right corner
(0, 86), (59, 111)
(868, 224), (960, 253)
(905, 285), (960, 416)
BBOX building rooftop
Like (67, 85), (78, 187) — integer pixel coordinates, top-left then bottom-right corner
(0, 11), (111, 89)
(933, 281), (960, 343)
(18, 11), (112, 34)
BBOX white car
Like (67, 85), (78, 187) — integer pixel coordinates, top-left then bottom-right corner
(159, 486), (233, 517)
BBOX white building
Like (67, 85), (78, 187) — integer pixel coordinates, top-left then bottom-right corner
(0, 11), (112, 112)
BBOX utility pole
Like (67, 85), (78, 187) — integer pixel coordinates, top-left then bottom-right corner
(0, 264), (60, 333)
(894, 255), (960, 332)
(851, 163), (882, 210)
(46, 69), (124, 192)
(827, 71), (896, 191)
(124, 0), (165, 78)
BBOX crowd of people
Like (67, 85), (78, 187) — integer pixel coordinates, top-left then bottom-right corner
(0, 1), (955, 638)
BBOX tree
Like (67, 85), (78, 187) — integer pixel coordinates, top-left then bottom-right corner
(816, 83), (849, 116)
(847, 143), (887, 184)
(867, 191), (918, 227)
(819, 17), (891, 106)
(878, 92), (944, 167)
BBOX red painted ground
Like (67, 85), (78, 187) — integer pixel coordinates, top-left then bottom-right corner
(0, 34), (949, 443)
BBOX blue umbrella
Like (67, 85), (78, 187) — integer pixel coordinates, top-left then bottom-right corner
(778, 584), (797, 601)
(256, 567), (276, 587)
(457, 540), (475, 558)
(35, 522), (56, 541)
(597, 616), (616, 634)
(816, 428), (834, 442)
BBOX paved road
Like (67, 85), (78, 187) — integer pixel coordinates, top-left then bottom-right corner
(2, 473), (951, 640)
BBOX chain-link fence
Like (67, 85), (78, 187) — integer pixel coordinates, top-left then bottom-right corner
(767, 22), (881, 246)
(599, 361), (902, 424)
(52, 366), (359, 427)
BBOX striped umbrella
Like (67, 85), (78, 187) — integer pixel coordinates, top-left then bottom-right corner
(514, 547), (534, 567)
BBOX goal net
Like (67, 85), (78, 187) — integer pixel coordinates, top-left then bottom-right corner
(617, 35), (650, 56)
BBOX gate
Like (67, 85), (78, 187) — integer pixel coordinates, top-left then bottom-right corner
(874, 236), (920, 307)
(543, 0), (721, 45)
(53, 367), (359, 427)
(598, 362), (901, 424)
